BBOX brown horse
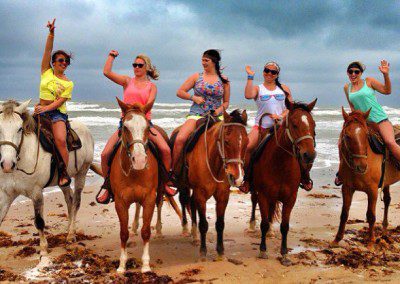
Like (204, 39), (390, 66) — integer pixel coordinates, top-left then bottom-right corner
(175, 110), (248, 260)
(111, 98), (159, 273)
(252, 99), (317, 266)
(332, 108), (400, 249)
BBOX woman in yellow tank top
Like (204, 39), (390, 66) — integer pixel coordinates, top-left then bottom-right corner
(34, 19), (73, 187)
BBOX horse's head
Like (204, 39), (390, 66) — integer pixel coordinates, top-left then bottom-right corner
(284, 98), (317, 190)
(340, 107), (370, 174)
(221, 109), (249, 187)
(117, 98), (151, 170)
(0, 100), (33, 173)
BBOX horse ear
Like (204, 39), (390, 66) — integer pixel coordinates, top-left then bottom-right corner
(15, 99), (32, 114)
(364, 108), (371, 120)
(342, 106), (349, 121)
(307, 98), (317, 112)
(223, 109), (231, 122)
(142, 103), (151, 115)
(241, 110), (248, 124)
(116, 97), (129, 114)
(285, 97), (293, 110)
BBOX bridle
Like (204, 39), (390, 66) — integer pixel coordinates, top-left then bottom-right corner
(340, 120), (368, 174)
(119, 109), (149, 176)
(274, 110), (315, 158)
(204, 115), (246, 184)
(0, 110), (40, 175)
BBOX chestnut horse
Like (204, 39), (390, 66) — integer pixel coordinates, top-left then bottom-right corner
(111, 98), (159, 273)
(332, 108), (400, 248)
(176, 110), (248, 260)
(252, 99), (317, 266)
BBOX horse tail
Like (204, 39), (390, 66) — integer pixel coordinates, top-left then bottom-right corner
(270, 201), (282, 223)
(90, 163), (103, 177)
(165, 196), (182, 221)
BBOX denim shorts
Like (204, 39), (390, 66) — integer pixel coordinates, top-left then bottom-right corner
(41, 109), (68, 123)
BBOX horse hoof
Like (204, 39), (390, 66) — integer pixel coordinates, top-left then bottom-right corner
(266, 230), (275, 238)
(155, 233), (164, 239)
(258, 251), (268, 259)
(280, 257), (292, 266)
(249, 222), (256, 231)
(117, 267), (125, 274)
(141, 265), (151, 273)
(37, 256), (52, 268)
(214, 255), (226, 262)
(329, 241), (340, 248)
(182, 231), (191, 237)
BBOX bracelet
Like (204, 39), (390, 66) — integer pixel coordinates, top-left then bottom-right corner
(109, 53), (117, 58)
(247, 75), (254, 80)
(189, 94), (194, 101)
(48, 33), (54, 38)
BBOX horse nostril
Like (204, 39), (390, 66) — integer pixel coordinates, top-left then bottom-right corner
(0, 162), (3, 169)
(11, 162), (16, 170)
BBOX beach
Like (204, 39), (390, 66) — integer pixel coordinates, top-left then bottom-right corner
(1, 102), (400, 282)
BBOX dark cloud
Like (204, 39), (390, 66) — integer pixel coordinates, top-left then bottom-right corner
(0, 0), (399, 107)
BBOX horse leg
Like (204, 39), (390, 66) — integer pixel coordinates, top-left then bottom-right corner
(382, 186), (391, 235)
(180, 189), (189, 236)
(248, 191), (257, 232)
(67, 168), (87, 242)
(131, 203), (141, 236)
(141, 200), (156, 273)
(60, 185), (73, 233)
(266, 201), (276, 238)
(115, 199), (130, 274)
(155, 197), (163, 238)
(257, 193), (270, 259)
(190, 194), (198, 242)
(215, 195), (229, 260)
(332, 186), (354, 246)
(197, 196), (208, 260)
(280, 198), (296, 266)
(0, 191), (13, 225)
(31, 190), (50, 266)
(366, 190), (378, 250)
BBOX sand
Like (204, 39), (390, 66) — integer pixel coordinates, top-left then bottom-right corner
(1, 178), (400, 283)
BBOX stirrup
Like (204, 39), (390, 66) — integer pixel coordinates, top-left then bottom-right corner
(334, 172), (343, 186)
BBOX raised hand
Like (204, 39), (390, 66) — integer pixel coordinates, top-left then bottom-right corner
(47, 19), (56, 33)
(245, 65), (255, 76)
(109, 50), (119, 58)
(379, 60), (390, 75)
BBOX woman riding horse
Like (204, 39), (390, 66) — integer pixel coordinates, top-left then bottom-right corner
(335, 60), (400, 185)
(34, 19), (73, 187)
(96, 51), (175, 204)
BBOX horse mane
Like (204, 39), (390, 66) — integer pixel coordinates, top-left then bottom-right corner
(229, 109), (247, 125)
(1, 100), (36, 135)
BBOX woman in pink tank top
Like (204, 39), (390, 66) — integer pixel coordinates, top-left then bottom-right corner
(96, 50), (175, 204)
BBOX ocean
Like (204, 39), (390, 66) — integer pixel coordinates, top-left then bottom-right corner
(60, 101), (400, 188)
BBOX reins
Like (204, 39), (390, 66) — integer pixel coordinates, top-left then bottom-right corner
(0, 110), (40, 175)
(204, 115), (246, 184)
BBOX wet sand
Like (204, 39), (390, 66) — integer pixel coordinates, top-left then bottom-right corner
(1, 180), (400, 283)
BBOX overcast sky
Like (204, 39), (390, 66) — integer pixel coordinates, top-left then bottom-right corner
(1, 0), (399, 107)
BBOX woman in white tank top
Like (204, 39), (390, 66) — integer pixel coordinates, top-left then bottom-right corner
(239, 61), (293, 193)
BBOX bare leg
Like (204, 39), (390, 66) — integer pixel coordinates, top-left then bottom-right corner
(382, 186), (391, 234)
(53, 121), (69, 185)
(172, 119), (197, 171)
(379, 120), (400, 161)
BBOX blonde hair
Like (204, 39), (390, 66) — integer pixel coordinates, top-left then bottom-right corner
(136, 54), (159, 80)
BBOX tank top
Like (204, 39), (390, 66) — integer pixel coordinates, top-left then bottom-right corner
(255, 84), (286, 129)
(348, 80), (388, 123)
(123, 78), (153, 120)
(189, 73), (224, 116)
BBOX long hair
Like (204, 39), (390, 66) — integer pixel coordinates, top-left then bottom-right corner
(203, 49), (229, 84)
(136, 54), (159, 80)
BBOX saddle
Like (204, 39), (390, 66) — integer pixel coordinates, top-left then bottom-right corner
(170, 115), (221, 188)
(368, 123), (400, 168)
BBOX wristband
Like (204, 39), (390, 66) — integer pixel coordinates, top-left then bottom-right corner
(189, 94), (194, 101)
(109, 53), (117, 58)
(247, 75), (254, 80)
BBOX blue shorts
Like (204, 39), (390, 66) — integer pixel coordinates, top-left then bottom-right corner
(41, 109), (68, 123)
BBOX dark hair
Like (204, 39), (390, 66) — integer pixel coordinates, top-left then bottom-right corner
(203, 49), (229, 84)
(347, 61), (365, 72)
(275, 78), (289, 97)
(51, 50), (73, 65)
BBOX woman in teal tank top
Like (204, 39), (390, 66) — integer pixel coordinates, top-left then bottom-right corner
(344, 60), (400, 161)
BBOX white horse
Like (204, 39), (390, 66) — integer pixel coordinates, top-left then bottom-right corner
(0, 99), (94, 262)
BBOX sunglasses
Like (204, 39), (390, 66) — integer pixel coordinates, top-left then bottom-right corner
(132, 63), (145, 68)
(348, 69), (361, 75)
(55, 58), (70, 65)
(264, 68), (279, 75)
(260, 94), (285, 101)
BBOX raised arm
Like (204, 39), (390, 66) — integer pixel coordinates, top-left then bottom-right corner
(103, 50), (130, 87)
(368, 60), (391, 95)
(244, 66), (258, 99)
(177, 73), (205, 104)
(41, 19), (56, 74)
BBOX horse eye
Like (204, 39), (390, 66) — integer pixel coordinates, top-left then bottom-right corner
(18, 127), (23, 133)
